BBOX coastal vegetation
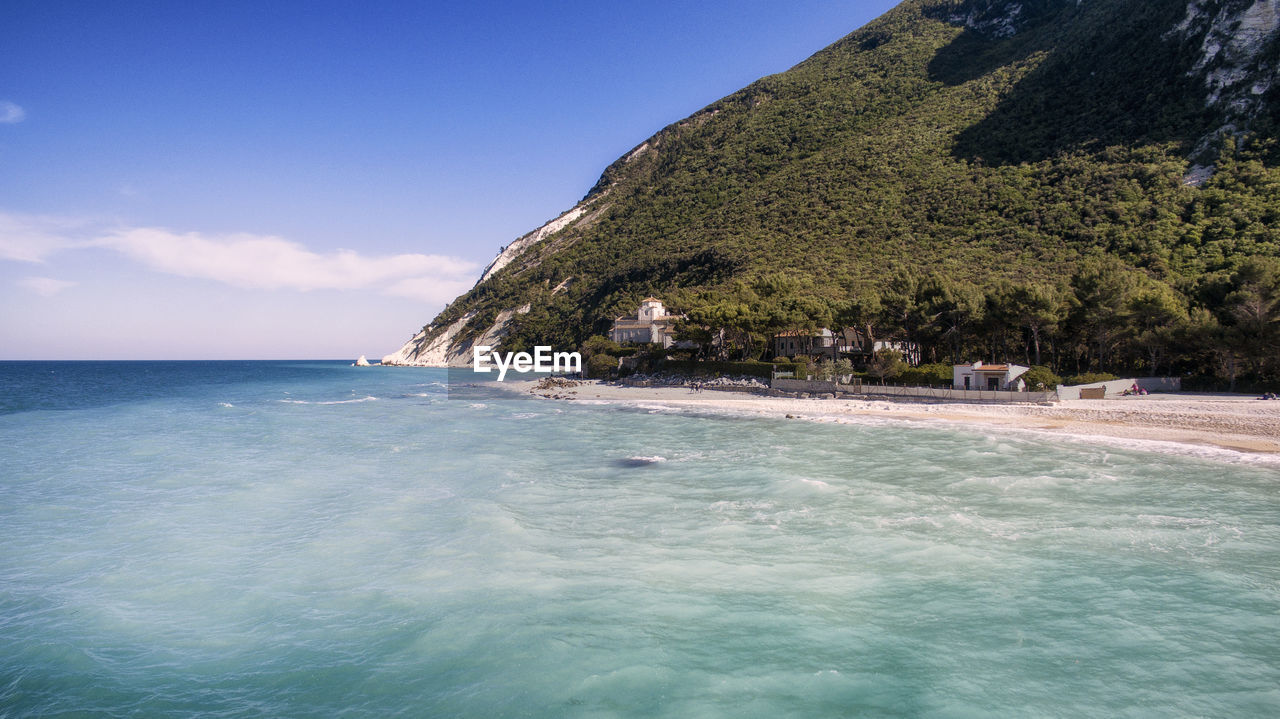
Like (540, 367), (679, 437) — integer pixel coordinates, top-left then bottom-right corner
(655, 250), (1279, 390)
(413, 0), (1280, 388)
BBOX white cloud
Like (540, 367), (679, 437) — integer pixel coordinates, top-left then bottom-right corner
(0, 101), (24, 124)
(94, 227), (478, 295)
(18, 276), (76, 297)
(0, 210), (480, 303)
(0, 212), (96, 262)
(383, 275), (477, 304)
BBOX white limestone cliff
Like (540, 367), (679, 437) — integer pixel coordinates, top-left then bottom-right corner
(1173, 0), (1280, 160)
(477, 205), (587, 286)
(382, 179), (609, 365)
(381, 311), (477, 367)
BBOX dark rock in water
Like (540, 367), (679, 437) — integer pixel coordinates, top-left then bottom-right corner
(615, 456), (666, 468)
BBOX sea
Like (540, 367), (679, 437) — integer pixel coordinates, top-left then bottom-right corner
(2, 360), (1278, 718)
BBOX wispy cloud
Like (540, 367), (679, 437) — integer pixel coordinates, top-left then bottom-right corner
(0, 101), (25, 124)
(18, 276), (76, 297)
(0, 212), (97, 262)
(0, 211), (479, 305)
(383, 275), (477, 304)
(95, 228), (477, 297)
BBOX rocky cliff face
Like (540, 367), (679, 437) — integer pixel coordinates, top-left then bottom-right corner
(1175, 0), (1279, 126)
(381, 311), (476, 366)
(380, 191), (602, 365)
(943, 0), (1083, 38)
(940, 0), (1277, 124)
(476, 204), (591, 286)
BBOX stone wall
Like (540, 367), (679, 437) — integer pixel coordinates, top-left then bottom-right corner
(1055, 377), (1181, 400)
(770, 378), (1055, 403)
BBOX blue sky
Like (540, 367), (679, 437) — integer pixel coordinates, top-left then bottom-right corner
(1, 0), (897, 359)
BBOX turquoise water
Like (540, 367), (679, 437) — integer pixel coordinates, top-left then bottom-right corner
(1, 362), (1278, 717)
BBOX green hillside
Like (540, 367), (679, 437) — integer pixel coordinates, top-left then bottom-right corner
(416, 0), (1280, 387)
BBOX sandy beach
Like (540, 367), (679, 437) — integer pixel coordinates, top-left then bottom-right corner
(512, 379), (1280, 458)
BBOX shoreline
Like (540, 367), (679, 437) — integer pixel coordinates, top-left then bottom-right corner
(511, 379), (1280, 460)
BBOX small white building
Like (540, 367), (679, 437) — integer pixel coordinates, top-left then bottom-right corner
(953, 361), (1030, 391)
(609, 297), (684, 348)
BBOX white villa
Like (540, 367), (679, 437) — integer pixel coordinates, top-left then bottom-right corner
(773, 328), (840, 358)
(953, 361), (1030, 391)
(609, 298), (684, 348)
(773, 328), (920, 364)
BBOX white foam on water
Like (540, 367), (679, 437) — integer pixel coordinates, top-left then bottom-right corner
(914, 416), (1280, 468)
(599, 395), (1280, 469)
(276, 396), (378, 405)
(876, 515), (945, 529)
(5, 363), (1280, 717)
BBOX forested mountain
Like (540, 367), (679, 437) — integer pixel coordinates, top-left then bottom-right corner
(386, 0), (1280, 388)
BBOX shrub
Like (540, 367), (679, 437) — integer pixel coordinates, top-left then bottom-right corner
(1022, 365), (1063, 391)
(586, 353), (618, 378)
(660, 359), (809, 378)
(867, 349), (907, 384)
(898, 362), (952, 386)
(580, 335), (621, 358)
(1063, 372), (1118, 386)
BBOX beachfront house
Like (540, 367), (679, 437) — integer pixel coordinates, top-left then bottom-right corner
(953, 361), (1030, 391)
(609, 297), (685, 348)
(871, 339), (921, 366)
(773, 329), (839, 359)
(773, 328), (919, 364)
(773, 328), (881, 359)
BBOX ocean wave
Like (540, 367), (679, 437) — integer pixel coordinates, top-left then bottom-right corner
(948, 473), (1094, 491)
(615, 455), (666, 467)
(277, 396), (378, 405)
(1136, 514), (1216, 527)
(709, 499), (776, 513)
(823, 410), (1280, 468)
(636, 404), (683, 414)
(587, 395), (1280, 468)
(875, 515), (945, 529)
(1027, 427), (1280, 468)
